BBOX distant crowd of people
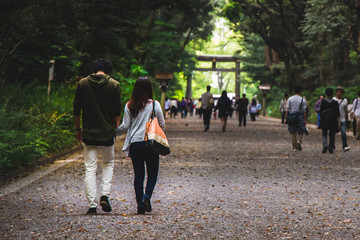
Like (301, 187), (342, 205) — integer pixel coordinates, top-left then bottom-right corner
(165, 86), (262, 132)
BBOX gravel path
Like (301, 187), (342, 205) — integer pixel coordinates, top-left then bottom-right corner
(1, 116), (360, 239)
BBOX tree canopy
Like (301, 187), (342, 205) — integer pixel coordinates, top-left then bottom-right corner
(224, 0), (360, 92)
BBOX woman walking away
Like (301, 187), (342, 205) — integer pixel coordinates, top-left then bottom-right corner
(215, 90), (232, 132)
(116, 77), (165, 214)
(249, 99), (258, 122)
(320, 88), (340, 154)
(285, 85), (307, 152)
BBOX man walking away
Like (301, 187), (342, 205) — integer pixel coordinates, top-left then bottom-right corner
(351, 91), (360, 139)
(73, 58), (121, 215)
(180, 97), (188, 119)
(201, 86), (214, 132)
(285, 85), (307, 152)
(314, 96), (324, 129)
(235, 94), (249, 127)
(279, 93), (289, 125)
(334, 86), (350, 151)
(170, 98), (177, 119)
(320, 88), (340, 154)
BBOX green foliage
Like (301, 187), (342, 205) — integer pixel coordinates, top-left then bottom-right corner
(224, 0), (360, 91)
(0, 83), (77, 175)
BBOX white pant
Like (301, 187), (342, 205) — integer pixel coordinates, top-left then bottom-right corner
(83, 143), (115, 208)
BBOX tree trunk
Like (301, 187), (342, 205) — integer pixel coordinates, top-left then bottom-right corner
(356, 0), (360, 46)
(186, 74), (192, 99)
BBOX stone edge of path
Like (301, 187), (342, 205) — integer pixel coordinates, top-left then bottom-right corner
(0, 145), (83, 186)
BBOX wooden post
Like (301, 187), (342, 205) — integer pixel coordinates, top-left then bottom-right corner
(235, 60), (241, 97)
(259, 85), (271, 117)
(161, 89), (166, 114)
(48, 60), (55, 99)
(262, 93), (266, 117)
(155, 73), (172, 115)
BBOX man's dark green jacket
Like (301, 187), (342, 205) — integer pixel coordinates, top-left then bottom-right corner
(73, 74), (121, 146)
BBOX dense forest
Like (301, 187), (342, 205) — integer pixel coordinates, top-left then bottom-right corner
(1, 0), (360, 174)
(224, 0), (360, 91)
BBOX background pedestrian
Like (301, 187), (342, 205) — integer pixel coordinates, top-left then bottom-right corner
(320, 88), (340, 154)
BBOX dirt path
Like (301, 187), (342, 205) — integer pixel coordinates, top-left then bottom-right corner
(1, 116), (359, 239)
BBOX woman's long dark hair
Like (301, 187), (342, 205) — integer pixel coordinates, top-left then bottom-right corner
(128, 77), (153, 117)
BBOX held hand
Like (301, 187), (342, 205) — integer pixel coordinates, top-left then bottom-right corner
(76, 131), (82, 143)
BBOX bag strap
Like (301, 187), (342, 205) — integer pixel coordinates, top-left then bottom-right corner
(299, 97), (304, 112)
(150, 101), (156, 121)
(355, 98), (359, 111)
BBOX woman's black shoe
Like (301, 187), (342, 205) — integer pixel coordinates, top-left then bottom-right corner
(143, 198), (152, 212)
(322, 147), (328, 153)
(329, 149), (334, 154)
(137, 207), (145, 214)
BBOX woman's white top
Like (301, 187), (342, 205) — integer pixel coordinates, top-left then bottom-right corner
(115, 100), (165, 156)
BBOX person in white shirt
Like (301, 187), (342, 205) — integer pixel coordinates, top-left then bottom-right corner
(170, 99), (178, 119)
(334, 86), (350, 151)
(351, 91), (360, 139)
(116, 77), (165, 214)
(285, 85), (307, 152)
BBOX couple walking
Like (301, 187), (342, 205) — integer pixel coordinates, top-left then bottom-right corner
(73, 59), (164, 215)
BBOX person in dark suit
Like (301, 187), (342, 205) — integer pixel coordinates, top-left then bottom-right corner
(215, 90), (232, 132)
(320, 88), (340, 154)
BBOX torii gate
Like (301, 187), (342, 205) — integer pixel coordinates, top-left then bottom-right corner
(192, 55), (241, 97)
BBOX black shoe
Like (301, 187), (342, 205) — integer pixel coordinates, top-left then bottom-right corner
(222, 126), (226, 132)
(296, 142), (302, 151)
(100, 195), (112, 212)
(137, 207), (145, 214)
(322, 147), (328, 154)
(143, 197), (152, 213)
(329, 149), (334, 154)
(204, 125), (209, 132)
(87, 207), (97, 215)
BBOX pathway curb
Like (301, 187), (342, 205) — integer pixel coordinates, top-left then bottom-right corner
(0, 145), (82, 186)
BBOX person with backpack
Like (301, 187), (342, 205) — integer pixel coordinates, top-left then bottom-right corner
(334, 86), (350, 151)
(320, 88), (340, 153)
(249, 99), (258, 122)
(214, 90), (233, 132)
(115, 77), (165, 214)
(285, 85), (307, 152)
(73, 58), (121, 215)
(351, 91), (360, 139)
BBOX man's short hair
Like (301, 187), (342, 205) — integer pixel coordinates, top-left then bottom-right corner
(284, 93), (289, 97)
(294, 85), (302, 94)
(325, 88), (334, 97)
(242, 94), (246, 97)
(206, 85), (211, 91)
(92, 58), (113, 74)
